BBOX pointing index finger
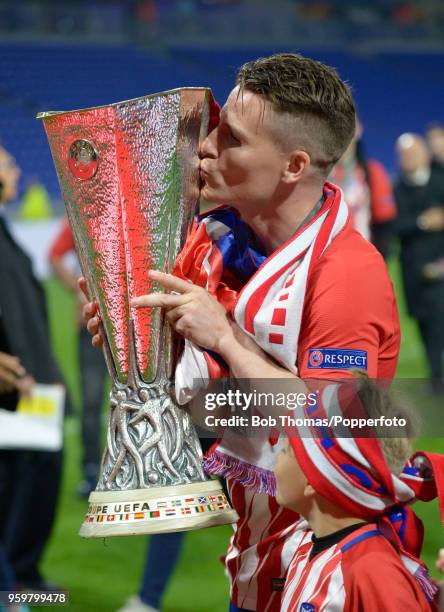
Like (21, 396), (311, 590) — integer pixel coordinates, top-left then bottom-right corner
(148, 270), (194, 294)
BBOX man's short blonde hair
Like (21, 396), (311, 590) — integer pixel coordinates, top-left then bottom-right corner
(236, 53), (356, 176)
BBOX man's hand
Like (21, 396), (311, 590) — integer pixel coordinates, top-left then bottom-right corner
(78, 277), (103, 349)
(417, 206), (444, 231)
(131, 270), (234, 353)
(0, 351), (30, 395)
(15, 374), (35, 397)
(75, 286), (89, 329)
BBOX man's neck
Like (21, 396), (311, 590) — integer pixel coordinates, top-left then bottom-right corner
(239, 184), (324, 255)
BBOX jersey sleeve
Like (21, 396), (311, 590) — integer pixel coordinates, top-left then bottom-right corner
(48, 218), (75, 261)
(297, 239), (400, 380)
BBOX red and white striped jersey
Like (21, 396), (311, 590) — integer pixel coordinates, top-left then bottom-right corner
(281, 523), (435, 612)
(224, 220), (400, 611)
(226, 479), (306, 611)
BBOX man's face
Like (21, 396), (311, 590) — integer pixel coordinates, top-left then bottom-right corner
(0, 146), (21, 204)
(274, 438), (309, 514)
(426, 128), (444, 161)
(397, 137), (430, 175)
(199, 87), (288, 211)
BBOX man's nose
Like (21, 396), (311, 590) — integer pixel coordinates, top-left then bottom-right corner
(199, 130), (217, 160)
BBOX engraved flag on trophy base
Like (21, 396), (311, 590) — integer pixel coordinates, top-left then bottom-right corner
(38, 88), (238, 537)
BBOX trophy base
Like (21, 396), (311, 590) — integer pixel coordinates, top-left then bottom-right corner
(79, 479), (238, 538)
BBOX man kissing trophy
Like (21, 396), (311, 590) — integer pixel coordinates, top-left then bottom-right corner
(38, 88), (237, 537)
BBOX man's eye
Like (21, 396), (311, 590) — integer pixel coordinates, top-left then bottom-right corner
(220, 125), (240, 144)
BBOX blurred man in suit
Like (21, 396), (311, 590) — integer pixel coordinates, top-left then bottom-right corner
(426, 123), (444, 174)
(394, 133), (444, 394)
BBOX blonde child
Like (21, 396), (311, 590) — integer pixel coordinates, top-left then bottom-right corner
(275, 376), (443, 611)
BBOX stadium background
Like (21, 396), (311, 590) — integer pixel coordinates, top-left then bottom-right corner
(0, 1), (443, 610)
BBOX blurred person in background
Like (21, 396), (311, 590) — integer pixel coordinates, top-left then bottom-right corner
(0, 528), (29, 612)
(49, 219), (108, 497)
(426, 123), (444, 174)
(394, 133), (444, 394)
(18, 177), (53, 221)
(330, 119), (396, 259)
(424, 124), (444, 283)
(0, 144), (64, 593)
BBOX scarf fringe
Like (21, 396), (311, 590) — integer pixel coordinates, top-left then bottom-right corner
(204, 449), (276, 497)
(414, 565), (439, 602)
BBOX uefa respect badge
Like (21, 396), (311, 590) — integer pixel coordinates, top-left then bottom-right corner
(308, 348), (368, 370)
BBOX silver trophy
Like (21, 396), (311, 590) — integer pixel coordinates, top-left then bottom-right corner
(38, 89), (238, 537)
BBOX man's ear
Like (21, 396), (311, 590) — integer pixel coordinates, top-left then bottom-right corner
(282, 150), (311, 184)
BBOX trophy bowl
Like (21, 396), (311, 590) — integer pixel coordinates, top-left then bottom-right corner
(38, 88), (238, 537)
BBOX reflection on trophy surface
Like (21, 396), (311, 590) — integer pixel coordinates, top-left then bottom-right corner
(38, 88), (238, 537)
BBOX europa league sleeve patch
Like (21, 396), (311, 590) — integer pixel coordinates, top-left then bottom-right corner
(307, 348), (368, 370)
